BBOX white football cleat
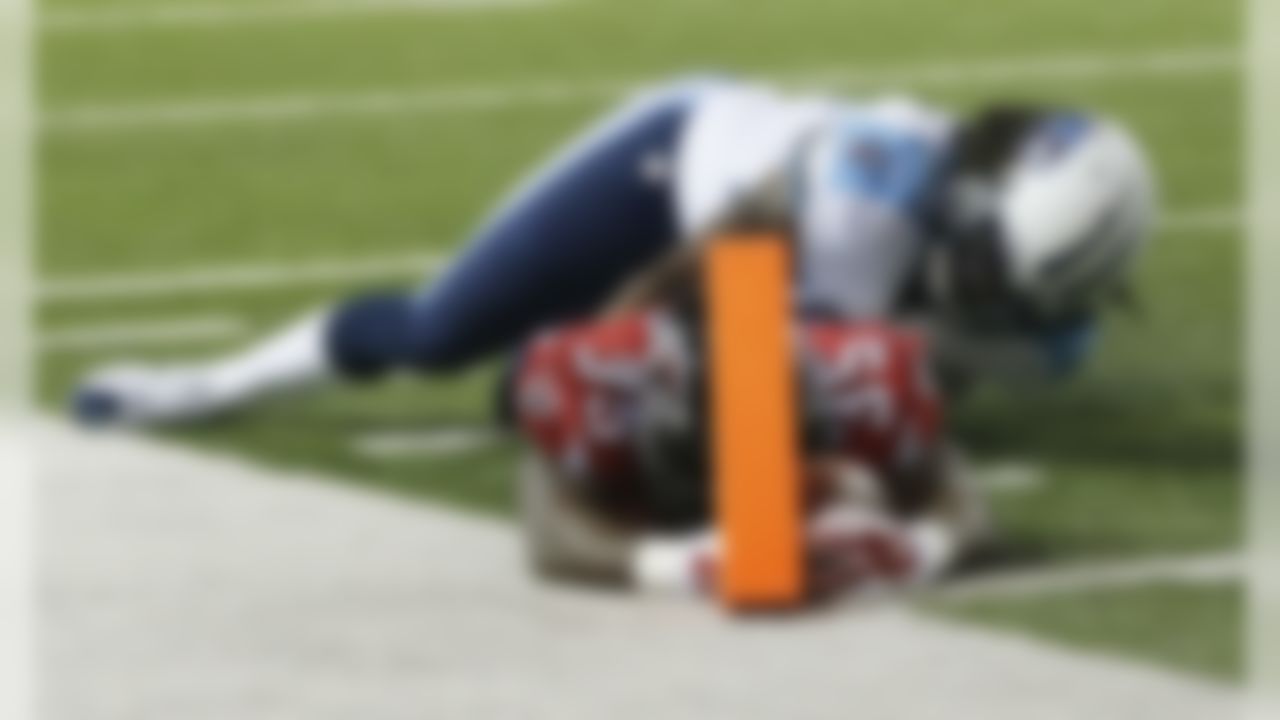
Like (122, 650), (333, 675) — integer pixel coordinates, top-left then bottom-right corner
(71, 364), (229, 427)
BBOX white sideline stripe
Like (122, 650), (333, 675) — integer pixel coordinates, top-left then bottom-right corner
(42, 417), (1237, 718)
(354, 427), (503, 459)
(39, 315), (245, 352)
(938, 552), (1242, 603)
(42, 47), (1238, 134)
(37, 205), (1241, 305)
(42, 0), (554, 32)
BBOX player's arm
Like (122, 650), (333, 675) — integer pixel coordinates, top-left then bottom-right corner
(787, 448), (986, 602)
(521, 446), (988, 602)
(925, 306), (1100, 387)
(517, 451), (637, 588)
(881, 444), (990, 585)
(518, 445), (712, 596)
(623, 450), (990, 602)
(518, 448), (723, 594)
(602, 243), (703, 315)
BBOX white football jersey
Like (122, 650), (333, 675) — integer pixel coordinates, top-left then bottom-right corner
(675, 82), (953, 318)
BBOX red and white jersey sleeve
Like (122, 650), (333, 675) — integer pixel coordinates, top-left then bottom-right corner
(799, 321), (943, 477)
(514, 311), (694, 514)
(516, 310), (942, 505)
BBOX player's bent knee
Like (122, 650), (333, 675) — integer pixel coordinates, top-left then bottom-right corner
(327, 292), (415, 380)
(328, 292), (489, 378)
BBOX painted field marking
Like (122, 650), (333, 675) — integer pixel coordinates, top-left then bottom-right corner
(40, 251), (448, 303)
(935, 552), (1241, 603)
(976, 461), (1047, 495)
(800, 46), (1238, 92)
(36, 205), (1241, 305)
(43, 417), (1238, 718)
(353, 427), (503, 459)
(42, 47), (1238, 134)
(39, 314), (245, 353)
(42, 0), (556, 33)
(354, 434), (1050, 499)
(1160, 205), (1241, 234)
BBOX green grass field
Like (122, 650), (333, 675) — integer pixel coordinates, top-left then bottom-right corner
(930, 581), (1243, 681)
(38, 0), (1243, 681)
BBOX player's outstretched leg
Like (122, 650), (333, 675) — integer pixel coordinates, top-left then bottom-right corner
(73, 310), (334, 425)
(71, 77), (719, 426)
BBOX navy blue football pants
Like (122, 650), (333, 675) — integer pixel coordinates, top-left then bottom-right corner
(329, 78), (714, 378)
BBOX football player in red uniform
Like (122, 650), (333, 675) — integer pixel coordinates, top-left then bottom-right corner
(510, 305), (988, 604)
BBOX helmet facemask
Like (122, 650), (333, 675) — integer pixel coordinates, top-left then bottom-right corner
(928, 104), (1155, 331)
(927, 105), (1052, 330)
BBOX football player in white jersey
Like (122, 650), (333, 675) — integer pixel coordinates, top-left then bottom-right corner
(72, 75), (1156, 425)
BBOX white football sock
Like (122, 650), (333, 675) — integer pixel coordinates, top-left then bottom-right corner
(197, 308), (336, 412)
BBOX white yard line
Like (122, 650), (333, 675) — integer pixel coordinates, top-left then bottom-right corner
(39, 314), (245, 353)
(353, 435), (1050, 475)
(40, 418), (1237, 719)
(1161, 205), (1242, 234)
(938, 552), (1242, 603)
(975, 460), (1047, 495)
(40, 251), (448, 303)
(37, 205), (1241, 305)
(42, 0), (556, 33)
(354, 426), (503, 459)
(795, 46), (1238, 92)
(42, 47), (1238, 134)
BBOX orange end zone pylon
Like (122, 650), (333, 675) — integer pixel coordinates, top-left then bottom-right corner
(704, 234), (805, 609)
